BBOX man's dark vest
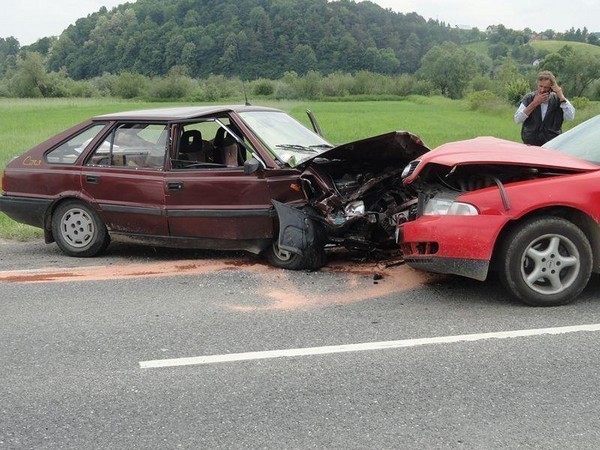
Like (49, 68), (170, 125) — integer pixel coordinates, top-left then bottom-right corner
(520, 92), (564, 146)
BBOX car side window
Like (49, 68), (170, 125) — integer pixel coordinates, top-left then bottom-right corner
(45, 124), (107, 164)
(87, 123), (169, 169)
(172, 118), (252, 170)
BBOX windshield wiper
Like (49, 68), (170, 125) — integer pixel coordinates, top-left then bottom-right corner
(275, 144), (318, 153)
(309, 144), (334, 149)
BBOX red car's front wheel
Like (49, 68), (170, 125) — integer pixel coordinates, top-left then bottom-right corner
(499, 216), (592, 306)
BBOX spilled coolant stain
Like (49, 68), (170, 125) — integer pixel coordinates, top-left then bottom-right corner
(229, 260), (437, 311)
(0, 259), (253, 283)
(0, 256), (439, 310)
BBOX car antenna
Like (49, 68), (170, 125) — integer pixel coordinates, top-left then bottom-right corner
(242, 81), (251, 106)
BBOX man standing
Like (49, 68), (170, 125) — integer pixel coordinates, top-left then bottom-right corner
(514, 70), (575, 146)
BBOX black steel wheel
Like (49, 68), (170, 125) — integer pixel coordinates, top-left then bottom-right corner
(265, 241), (326, 271)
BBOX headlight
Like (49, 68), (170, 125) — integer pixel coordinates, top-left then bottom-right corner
(401, 160), (420, 179)
(344, 200), (365, 217)
(423, 198), (479, 216)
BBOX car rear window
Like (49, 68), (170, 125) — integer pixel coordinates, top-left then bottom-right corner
(45, 124), (107, 164)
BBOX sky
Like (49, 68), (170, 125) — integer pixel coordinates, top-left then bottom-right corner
(2, 0), (600, 46)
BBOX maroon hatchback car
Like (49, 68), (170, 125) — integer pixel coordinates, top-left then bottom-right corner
(0, 105), (428, 269)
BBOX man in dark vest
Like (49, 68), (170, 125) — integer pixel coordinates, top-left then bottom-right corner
(514, 70), (575, 146)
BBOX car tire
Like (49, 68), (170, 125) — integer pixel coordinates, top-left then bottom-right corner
(52, 200), (110, 257)
(265, 241), (326, 271)
(499, 216), (592, 306)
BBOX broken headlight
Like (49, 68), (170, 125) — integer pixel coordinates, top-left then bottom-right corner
(344, 200), (365, 217)
(401, 160), (420, 179)
(423, 198), (478, 216)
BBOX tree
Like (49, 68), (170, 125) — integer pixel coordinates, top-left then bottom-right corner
(8, 52), (48, 97)
(399, 32), (421, 73)
(0, 36), (20, 76)
(289, 44), (318, 75)
(541, 45), (600, 97)
(417, 42), (478, 98)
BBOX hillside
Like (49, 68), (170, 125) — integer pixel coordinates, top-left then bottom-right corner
(466, 39), (600, 59)
(36, 0), (468, 80)
(529, 40), (600, 56)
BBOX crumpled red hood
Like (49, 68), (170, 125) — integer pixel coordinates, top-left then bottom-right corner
(405, 136), (599, 183)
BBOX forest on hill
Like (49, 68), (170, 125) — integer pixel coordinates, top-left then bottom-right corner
(5, 0), (472, 79)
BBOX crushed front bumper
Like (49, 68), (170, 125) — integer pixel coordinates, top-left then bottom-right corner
(398, 214), (508, 281)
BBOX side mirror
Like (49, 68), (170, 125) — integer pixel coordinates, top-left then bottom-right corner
(244, 157), (261, 175)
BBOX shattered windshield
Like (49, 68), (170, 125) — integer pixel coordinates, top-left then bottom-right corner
(543, 114), (600, 164)
(238, 111), (333, 167)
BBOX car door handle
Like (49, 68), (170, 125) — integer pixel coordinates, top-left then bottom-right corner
(167, 181), (184, 191)
(85, 175), (100, 184)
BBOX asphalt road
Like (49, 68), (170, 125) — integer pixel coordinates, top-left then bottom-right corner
(2, 240), (600, 449)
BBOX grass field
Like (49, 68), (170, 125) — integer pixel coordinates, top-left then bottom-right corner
(0, 96), (598, 240)
(466, 39), (600, 59)
(529, 40), (600, 57)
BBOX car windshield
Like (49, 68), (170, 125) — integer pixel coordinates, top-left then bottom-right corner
(543, 114), (600, 164)
(238, 111), (333, 167)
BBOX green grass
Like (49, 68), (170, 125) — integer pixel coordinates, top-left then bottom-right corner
(530, 40), (600, 57)
(0, 96), (597, 240)
(286, 96), (522, 148)
(466, 39), (600, 58)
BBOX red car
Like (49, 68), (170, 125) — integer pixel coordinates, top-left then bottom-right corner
(0, 105), (427, 269)
(398, 114), (600, 306)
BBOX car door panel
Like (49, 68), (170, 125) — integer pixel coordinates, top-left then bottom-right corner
(81, 167), (168, 235)
(165, 168), (303, 241)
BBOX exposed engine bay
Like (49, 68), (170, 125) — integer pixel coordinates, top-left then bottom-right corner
(413, 162), (578, 193)
(301, 161), (416, 249)
(408, 162), (582, 215)
(275, 131), (428, 253)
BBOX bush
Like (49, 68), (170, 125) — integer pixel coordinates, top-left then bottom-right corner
(274, 71), (299, 99)
(273, 80), (298, 99)
(111, 72), (148, 99)
(570, 97), (590, 110)
(468, 75), (495, 93)
(350, 71), (391, 95)
(67, 79), (100, 98)
(588, 79), (600, 101)
(42, 71), (70, 97)
(466, 90), (508, 114)
(251, 78), (274, 96)
(391, 74), (435, 96)
(295, 71), (323, 99)
(505, 78), (530, 106)
(149, 75), (195, 99)
(0, 79), (9, 97)
(321, 72), (353, 97)
(91, 73), (117, 97)
(197, 75), (240, 101)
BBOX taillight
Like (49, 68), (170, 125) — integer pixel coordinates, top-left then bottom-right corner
(1, 170), (5, 192)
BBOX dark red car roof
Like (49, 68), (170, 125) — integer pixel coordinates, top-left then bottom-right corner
(93, 105), (282, 121)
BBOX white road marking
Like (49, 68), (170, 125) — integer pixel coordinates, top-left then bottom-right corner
(140, 323), (600, 369)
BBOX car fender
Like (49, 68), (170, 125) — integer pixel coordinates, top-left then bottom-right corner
(43, 192), (105, 243)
